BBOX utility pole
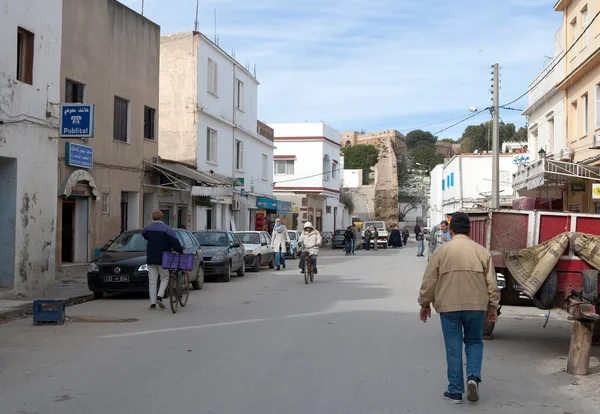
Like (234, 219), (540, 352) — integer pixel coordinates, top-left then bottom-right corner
(491, 63), (500, 209)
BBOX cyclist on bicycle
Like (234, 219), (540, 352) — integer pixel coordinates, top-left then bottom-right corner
(142, 209), (184, 310)
(297, 222), (322, 275)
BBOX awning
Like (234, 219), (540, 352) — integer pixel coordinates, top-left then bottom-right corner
(191, 186), (232, 197)
(513, 158), (600, 191)
(149, 161), (229, 186)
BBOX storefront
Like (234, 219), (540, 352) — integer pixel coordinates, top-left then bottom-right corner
(256, 197), (278, 232)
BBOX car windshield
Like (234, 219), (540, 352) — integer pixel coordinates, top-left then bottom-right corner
(237, 233), (260, 244)
(352, 218), (360, 223)
(287, 231), (297, 240)
(335, 230), (345, 235)
(106, 232), (147, 252)
(365, 223), (384, 230)
(194, 232), (228, 246)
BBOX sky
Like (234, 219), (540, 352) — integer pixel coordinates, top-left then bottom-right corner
(123, 0), (562, 139)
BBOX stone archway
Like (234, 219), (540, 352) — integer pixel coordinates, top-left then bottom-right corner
(58, 169), (99, 199)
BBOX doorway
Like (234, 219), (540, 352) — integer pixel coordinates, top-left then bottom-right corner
(120, 192), (128, 233)
(0, 157), (17, 288)
(62, 200), (75, 262)
(206, 208), (212, 229)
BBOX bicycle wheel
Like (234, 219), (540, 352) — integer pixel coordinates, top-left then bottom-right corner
(169, 272), (179, 314)
(179, 271), (190, 307)
(304, 261), (310, 285)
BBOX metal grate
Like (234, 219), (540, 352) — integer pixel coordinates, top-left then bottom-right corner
(574, 217), (600, 235)
(538, 215), (570, 243)
(490, 212), (528, 251)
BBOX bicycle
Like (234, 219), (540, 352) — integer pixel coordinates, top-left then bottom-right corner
(303, 253), (315, 284)
(162, 251), (194, 314)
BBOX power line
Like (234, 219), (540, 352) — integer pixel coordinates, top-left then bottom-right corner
(432, 108), (490, 136)
(398, 113), (485, 132)
(501, 9), (600, 108)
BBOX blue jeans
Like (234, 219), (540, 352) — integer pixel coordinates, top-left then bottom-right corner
(298, 252), (317, 270)
(440, 311), (485, 394)
(351, 239), (356, 253)
(344, 240), (352, 254)
(417, 240), (424, 256)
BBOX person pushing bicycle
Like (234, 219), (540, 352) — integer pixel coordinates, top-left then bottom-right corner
(297, 222), (322, 275)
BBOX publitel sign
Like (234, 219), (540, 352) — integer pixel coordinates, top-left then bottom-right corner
(592, 183), (600, 199)
(233, 177), (245, 187)
(65, 142), (93, 169)
(60, 104), (95, 138)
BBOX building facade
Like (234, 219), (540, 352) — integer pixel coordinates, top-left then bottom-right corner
(159, 32), (273, 231)
(0, 0), (62, 295)
(55, 0), (161, 268)
(270, 123), (342, 233)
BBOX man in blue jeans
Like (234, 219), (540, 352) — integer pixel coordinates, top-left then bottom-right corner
(417, 212), (500, 404)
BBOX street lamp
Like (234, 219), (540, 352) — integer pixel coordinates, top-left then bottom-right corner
(469, 106), (478, 113)
(538, 148), (546, 159)
(414, 162), (431, 172)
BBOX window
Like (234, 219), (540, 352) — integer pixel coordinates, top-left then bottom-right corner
(235, 139), (244, 171)
(101, 193), (110, 215)
(571, 100), (579, 141)
(113, 96), (129, 142)
(262, 154), (268, 180)
(144, 106), (156, 140)
(275, 160), (294, 175)
(571, 18), (578, 58)
(596, 84), (600, 129)
(236, 79), (244, 110)
(65, 79), (85, 103)
(323, 155), (330, 182)
(548, 117), (555, 154)
(583, 93), (589, 135)
(332, 163), (337, 178)
(582, 6), (588, 49)
(16, 27), (34, 84)
(207, 58), (218, 95)
(206, 127), (217, 163)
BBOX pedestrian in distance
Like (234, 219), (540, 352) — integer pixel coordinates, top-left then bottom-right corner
(418, 212), (500, 404)
(350, 225), (358, 254)
(372, 226), (379, 251)
(440, 220), (452, 245)
(414, 223), (421, 241)
(343, 226), (355, 256)
(298, 222), (322, 275)
(364, 227), (372, 251)
(402, 229), (410, 246)
(388, 225), (402, 248)
(142, 209), (184, 310)
(271, 218), (290, 271)
(416, 231), (425, 257)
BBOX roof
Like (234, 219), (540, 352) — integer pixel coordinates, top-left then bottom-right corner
(150, 161), (229, 186)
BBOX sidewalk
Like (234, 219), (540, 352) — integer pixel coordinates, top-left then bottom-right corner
(0, 264), (93, 322)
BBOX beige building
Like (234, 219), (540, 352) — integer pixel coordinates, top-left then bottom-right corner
(56, 0), (161, 267)
(340, 130), (407, 227)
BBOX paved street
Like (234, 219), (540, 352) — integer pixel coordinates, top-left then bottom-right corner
(1, 245), (599, 414)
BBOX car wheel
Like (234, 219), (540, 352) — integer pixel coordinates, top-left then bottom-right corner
(191, 265), (204, 290)
(237, 261), (246, 277)
(93, 291), (103, 300)
(221, 261), (231, 283)
(253, 255), (261, 272)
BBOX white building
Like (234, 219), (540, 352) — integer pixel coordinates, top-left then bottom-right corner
(269, 123), (343, 232)
(430, 154), (518, 218)
(342, 169), (363, 188)
(0, 0), (62, 296)
(159, 32), (274, 231)
(522, 26), (567, 163)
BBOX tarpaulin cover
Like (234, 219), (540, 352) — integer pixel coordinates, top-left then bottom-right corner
(504, 232), (600, 297)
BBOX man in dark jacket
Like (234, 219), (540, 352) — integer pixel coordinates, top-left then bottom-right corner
(414, 223), (421, 241)
(343, 226), (355, 256)
(142, 209), (183, 310)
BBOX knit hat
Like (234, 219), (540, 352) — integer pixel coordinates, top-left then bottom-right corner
(450, 212), (470, 234)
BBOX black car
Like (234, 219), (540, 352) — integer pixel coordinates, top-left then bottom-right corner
(87, 228), (204, 299)
(193, 230), (245, 282)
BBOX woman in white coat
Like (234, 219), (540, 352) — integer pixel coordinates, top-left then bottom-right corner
(271, 218), (290, 270)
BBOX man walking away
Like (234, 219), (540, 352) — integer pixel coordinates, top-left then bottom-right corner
(416, 231), (425, 257)
(364, 227), (372, 251)
(142, 209), (184, 310)
(343, 226), (355, 256)
(440, 220), (452, 245)
(372, 226), (379, 251)
(418, 212), (500, 404)
(414, 223), (421, 240)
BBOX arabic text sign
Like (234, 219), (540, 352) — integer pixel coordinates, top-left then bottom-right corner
(513, 154), (530, 165)
(65, 142), (93, 169)
(60, 104), (95, 138)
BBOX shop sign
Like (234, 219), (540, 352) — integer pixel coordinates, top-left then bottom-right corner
(65, 142), (93, 169)
(593, 183), (600, 199)
(159, 188), (173, 196)
(570, 181), (586, 192)
(277, 200), (292, 214)
(256, 197), (277, 210)
(233, 177), (245, 187)
(60, 104), (95, 138)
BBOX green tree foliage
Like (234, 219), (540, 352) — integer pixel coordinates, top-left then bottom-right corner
(411, 144), (445, 169)
(406, 129), (437, 149)
(341, 144), (379, 184)
(459, 121), (527, 153)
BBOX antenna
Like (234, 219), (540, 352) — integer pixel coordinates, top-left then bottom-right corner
(214, 9), (217, 42)
(141, 0), (144, 15)
(194, 0), (199, 32)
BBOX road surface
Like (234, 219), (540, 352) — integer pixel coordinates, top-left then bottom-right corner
(1, 245), (599, 413)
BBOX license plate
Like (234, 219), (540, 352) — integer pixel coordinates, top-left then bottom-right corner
(103, 275), (129, 283)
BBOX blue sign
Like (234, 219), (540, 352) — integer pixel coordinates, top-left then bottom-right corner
(240, 188), (245, 197)
(513, 154), (530, 165)
(60, 104), (95, 138)
(65, 142), (93, 169)
(256, 197), (278, 210)
(277, 200), (292, 214)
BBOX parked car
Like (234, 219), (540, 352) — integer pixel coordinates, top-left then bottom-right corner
(287, 230), (300, 259)
(236, 231), (275, 271)
(362, 221), (389, 249)
(193, 230), (245, 282)
(87, 228), (204, 299)
(332, 229), (347, 249)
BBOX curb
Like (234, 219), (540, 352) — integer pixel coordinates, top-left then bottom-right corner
(0, 293), (96, 323)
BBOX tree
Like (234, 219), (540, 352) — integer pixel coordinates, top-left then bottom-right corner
(397, 156), (430, 222)
(459, 121), (526, 153)
(341, 144), (379, 184)
(406, 129), (437, 149)
(411, 144), (445, 169)
(515, 126), (527, 141)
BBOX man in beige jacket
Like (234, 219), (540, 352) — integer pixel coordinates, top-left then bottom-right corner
(418, 212), (500, 405)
